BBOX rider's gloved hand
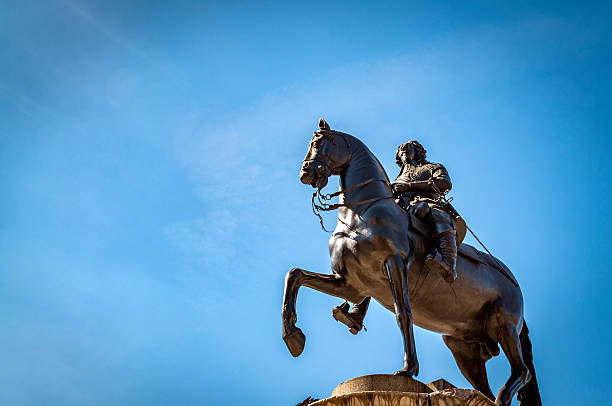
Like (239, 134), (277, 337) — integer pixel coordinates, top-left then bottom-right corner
(391, 182), (407, 195)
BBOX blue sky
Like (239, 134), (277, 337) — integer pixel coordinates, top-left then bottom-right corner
(2, 1), (612, 405)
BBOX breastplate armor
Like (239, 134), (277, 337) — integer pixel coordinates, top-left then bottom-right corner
(395, 163), (445, 201)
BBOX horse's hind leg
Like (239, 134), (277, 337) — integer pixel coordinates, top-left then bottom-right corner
(443, 335), (495, 401)
(385, 254), (419, 377)
(282, 267), (363, 357)
(494, 309), (531, 406)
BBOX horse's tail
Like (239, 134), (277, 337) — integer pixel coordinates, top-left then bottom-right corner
(517, 322), (542, 406)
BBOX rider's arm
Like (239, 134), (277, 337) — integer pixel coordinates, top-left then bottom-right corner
(432, 165), (452, 192)
(392, 165), (452, 194)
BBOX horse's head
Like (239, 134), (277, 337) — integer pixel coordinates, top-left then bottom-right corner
(300, 118), (351, 189)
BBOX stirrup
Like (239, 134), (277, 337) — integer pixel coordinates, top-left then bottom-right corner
(425, 251), (457, 283)
(332, 302), (365, 335)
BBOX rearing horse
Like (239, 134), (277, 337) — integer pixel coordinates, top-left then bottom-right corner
(281, 119), (541, 406)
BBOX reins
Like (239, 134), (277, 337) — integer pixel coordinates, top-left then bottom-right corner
(311, 178), (392, 232)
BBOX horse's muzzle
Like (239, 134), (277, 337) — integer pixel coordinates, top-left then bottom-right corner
(300, 162), (329, 189)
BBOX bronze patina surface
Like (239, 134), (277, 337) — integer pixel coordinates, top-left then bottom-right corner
(281, 119), (542, 406)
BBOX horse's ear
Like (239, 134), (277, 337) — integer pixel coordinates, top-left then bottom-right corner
(318, 118), (330, 131)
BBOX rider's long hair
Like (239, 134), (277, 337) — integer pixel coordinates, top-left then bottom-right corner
(395, 141), (428, 166)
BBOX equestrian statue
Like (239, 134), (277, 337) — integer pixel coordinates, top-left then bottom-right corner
(281, 118), (542, 406)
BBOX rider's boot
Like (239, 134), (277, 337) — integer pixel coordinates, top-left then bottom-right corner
(332, 297), (371, 334)
(425, 231), (457, 283)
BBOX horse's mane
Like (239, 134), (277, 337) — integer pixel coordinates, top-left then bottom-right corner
(342, 133), (391, 185)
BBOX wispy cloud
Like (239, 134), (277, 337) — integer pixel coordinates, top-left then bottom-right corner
(166, 15), (576, 266)
(57, 0), (187, 90)
(58, 0), (150, 61)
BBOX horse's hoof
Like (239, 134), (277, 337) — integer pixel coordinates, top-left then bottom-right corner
(394, 369), (413, 377)
(394, 363), (419, 377)
(495, 387), (514, 406)
(283, 327), (306, 357)
(494, 392), (511, 406)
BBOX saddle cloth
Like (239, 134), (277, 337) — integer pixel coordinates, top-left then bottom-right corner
(457, 244), (518, 285)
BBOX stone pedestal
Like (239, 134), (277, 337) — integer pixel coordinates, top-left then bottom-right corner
(307, 375), (495, 406)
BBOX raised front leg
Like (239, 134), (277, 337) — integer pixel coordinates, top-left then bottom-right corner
(385, 254), (419, 377)
(281, 267), (363, 357)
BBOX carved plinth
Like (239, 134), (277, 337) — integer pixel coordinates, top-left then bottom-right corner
(307, 375), (494, 406)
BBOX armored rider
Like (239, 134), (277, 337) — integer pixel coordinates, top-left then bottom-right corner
(392, 140), (457, 283)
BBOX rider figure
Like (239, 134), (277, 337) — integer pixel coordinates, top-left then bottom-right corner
(332, 140), (458, 336)
(392, 141), (457, 283)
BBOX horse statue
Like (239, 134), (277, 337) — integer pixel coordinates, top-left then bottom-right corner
(281, 119), (542, 406)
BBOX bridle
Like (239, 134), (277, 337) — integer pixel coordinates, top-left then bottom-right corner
(306, 130), (393, 232)
(302, 129), (351, 176)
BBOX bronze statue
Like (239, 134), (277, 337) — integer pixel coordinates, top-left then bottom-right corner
(281, 119), (541, 406)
